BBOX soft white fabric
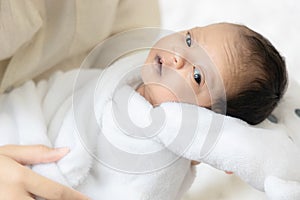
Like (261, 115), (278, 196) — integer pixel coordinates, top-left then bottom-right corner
(0, 53), (195, 200)
(0, 69), (98, 187)
(1, 50), (299, 199)
(96, 56), (300, 200)
(149, 102), (300, 199)
(264, 176), (300, 200)
(78, 85), (195, 200)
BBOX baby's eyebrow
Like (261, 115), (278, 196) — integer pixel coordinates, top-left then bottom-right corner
(179, 30), (188, 37)
(189, 28), (204, 46)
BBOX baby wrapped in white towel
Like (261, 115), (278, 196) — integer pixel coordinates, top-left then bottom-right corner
(1, 22), (299, 199)
(0, 53), (196, 200)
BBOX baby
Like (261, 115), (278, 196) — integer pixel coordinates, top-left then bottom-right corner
(137, 22), (287, 125)
(0, 22), (289, 200)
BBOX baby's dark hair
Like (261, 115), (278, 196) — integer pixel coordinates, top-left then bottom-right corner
(220, 24), (288, 125)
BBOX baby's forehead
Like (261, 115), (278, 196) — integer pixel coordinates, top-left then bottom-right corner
(190, 24), (243, 88)
(191, 23), (243, 38)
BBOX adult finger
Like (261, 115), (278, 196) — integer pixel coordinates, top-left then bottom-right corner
(0, 145), (69, 165)
(191, 160), (201, 165)
(23, 167), (89, 200)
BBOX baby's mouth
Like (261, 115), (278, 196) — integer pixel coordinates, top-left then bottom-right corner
(155, 55), (162, 75)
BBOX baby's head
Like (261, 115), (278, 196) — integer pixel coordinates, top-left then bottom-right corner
(138, 22), (287, 125)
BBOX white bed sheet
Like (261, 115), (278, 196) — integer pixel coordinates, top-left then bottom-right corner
(158, 0), (300, 199)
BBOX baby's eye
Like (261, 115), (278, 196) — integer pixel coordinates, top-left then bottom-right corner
(186, 32), (192, 47)
(193, 67), (202, 85)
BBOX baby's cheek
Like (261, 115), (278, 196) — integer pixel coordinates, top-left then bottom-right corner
(197, 86), (212, 107)
(151, 85), (179, 105)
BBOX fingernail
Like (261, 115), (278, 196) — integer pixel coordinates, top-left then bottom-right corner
(55, 147), (70, 155)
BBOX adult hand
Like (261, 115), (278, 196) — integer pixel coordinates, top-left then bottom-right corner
(0, 145), (90, 200)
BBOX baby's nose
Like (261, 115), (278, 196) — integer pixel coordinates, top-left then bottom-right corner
(163, 53), (184, 69)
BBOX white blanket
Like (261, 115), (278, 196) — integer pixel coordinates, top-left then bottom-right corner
(0, 54), (196, 200)
(0, 69), (99, 187)
(110, 81), (300, 200)
(1, 52), (299, 200)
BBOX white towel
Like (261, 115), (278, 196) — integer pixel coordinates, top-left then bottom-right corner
(149, 101), (300, 199)
(0, 52), (197, 200)
(2, 50), (298, 199)
(74, 53), (197, 200)
(0, 69), (99, 188)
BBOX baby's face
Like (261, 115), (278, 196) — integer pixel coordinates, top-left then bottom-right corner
(140, 23), (239, 107)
